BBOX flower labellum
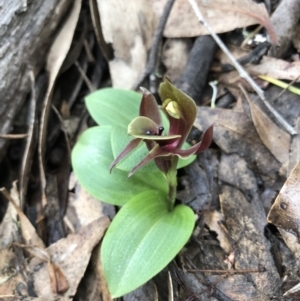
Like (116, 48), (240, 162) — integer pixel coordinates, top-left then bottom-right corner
(110, 78), (213, 177)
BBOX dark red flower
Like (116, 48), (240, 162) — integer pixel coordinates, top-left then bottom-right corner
(110, 78), (213, 176)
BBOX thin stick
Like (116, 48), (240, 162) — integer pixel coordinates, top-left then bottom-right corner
(132, 0), (176, 90)
(20, 69), (36, 208)
(0, 134), (28, 139)
(75, 61), (94, 92)
(186, 267), (265, 274)
(187, 0), (296, 135)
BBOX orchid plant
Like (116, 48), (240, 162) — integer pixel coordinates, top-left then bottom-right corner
(111, 79), (213, 211)
(72, 78), (213, 297)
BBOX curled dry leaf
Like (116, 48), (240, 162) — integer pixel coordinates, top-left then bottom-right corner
(267, 160), (300, 241)
(97, 0), (157, 88)
(149, 0), (276, 41)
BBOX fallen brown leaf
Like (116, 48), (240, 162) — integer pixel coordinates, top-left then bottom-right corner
(149, 0), (276, 40)
(97, 0), (157, 88)
(267, 160), (300, 241)
(242, 88), (290, 170)
(195, 107), (282, 185)
(29, 217), (110, 300)
(0, 186), (45, 248)
(162, 38), (192, 82)
(220, 186), (280, 296)
(269, 0), (300, 57)
(67, 173), (105, 230)
(39, 0), (82, 208)
(203, 210), (232, 254)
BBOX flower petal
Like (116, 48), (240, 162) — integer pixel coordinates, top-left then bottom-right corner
(160, 78), (197, 148)
(195, 125), (213, 154)
(128, 116), (181, 144)
(139, 87), (162, 127)
(128, 145), (170, 177)
(128, 116), (159, 136)
(110, 138), (142, 172)
(170, 125), (213, 158)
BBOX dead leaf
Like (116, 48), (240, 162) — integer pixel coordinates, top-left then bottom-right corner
(149, 0), (276, 40)
(269, 0), (300, 57)
(67, 173), (105, 230)
(97, 0), (157, 88)
(162, 39), (192, 82)
(29, 217), (110, 300)
(277, 228), (300, 267)
(242, 89), (290, 170)
(220, 186), (280, 295)
(0, 185), (45, 248)
(0, 249), (27, 297)
(195, 107), (282, 185)
(0, 196), (18, 249)
(39, 0), (82, 208)
(219, 56), (300, 84)
(218, 153), (258, 202)
(49, 262), (69, 294)
(267, 160), (300, 241)
(203, 210), (232, 254)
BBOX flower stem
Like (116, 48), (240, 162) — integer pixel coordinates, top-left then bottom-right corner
(166, 156), (178, 211)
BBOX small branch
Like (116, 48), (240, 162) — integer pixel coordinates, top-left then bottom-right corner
(185, 267), (265, 274)
(188, 0), (296, 135)
(0, 133), (28, 139)
(75, 61), (95, 92)
(20, 69), (36, 208)
(132, 0), (176, 90)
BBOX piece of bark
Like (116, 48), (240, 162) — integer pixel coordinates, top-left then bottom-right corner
(0, 0), (73, 159)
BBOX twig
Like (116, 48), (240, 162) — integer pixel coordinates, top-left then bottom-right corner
(20, 69), (36, 208)
(187, 0), (296, 135)
(75, 61), (95, 92)
(0, 134), (28, 139)
(185, 267), (265, 274)
(132, 0), (176, 90)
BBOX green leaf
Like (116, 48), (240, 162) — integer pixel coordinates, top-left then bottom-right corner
(101, 190), (195, 297)
(71, 126), (168, 206)
(85, 88), (141, 127)
(85, 88), (170, 131)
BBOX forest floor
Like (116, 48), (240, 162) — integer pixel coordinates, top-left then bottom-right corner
(1, 0), (300, 300)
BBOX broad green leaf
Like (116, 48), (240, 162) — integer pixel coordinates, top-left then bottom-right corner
(101, 190), (195, 297)
(85, 88), (170, 132)
(71, 126), (168, 206)
(85, 88), (141, 127)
